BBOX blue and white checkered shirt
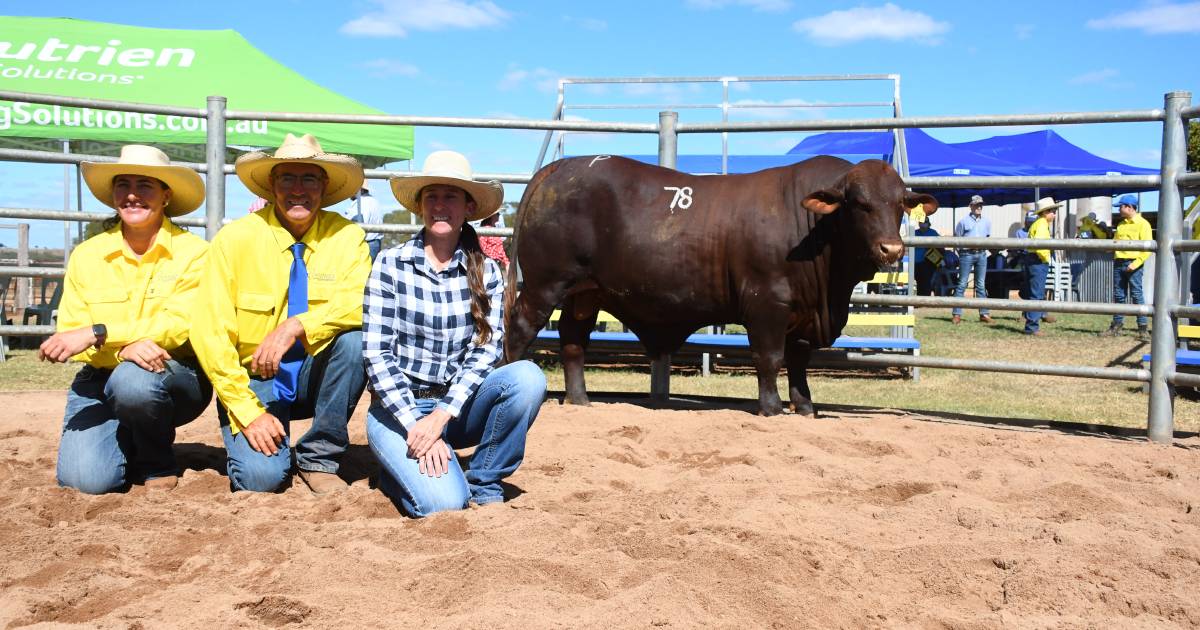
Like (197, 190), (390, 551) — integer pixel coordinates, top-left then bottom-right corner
(363, 231), (504, 429)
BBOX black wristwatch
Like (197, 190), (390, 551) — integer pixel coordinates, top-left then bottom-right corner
(91, 323), (107, 349)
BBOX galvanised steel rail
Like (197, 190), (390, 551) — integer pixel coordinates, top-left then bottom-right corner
(0, 89), (1194, 441)
(676, 109), (1165, 133)
(852, 294), (1152, 317)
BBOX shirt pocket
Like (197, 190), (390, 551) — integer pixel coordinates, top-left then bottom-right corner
(235, 291), (276, 345)
(82, 287), (129, 324)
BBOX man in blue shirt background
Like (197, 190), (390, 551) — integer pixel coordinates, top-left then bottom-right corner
(952, 194), (993, 324)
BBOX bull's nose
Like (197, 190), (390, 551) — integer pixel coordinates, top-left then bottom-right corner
(879, 241), (904, 263)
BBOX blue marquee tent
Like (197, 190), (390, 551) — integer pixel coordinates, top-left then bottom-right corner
(949, 130), (1159, 203)
(787, 128), (1032, 207)
(600, 128), (1158, 208)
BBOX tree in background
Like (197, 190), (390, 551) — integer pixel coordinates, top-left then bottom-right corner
(380, 209), (418, 249)
(1188, 121), (1198, 174)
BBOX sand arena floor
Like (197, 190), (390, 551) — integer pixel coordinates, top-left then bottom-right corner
(1, 390), (1198, 628)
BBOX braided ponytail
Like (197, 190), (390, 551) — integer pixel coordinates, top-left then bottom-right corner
(458, 223), (493, 346)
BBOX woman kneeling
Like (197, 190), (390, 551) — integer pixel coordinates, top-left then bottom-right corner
(41, 145), (212, 493)
(363, 151), (545, 517)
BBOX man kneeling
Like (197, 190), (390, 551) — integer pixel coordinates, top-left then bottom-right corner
(191, 134), (371, 493)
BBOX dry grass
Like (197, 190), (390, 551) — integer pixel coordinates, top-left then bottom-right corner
(3, 308), (1196, 432)
(536, 308), (1200, 433)
(0, 349), (78, 391)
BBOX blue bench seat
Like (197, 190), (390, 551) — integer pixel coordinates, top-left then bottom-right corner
(1141, 349), (1200, 367)
(534, 330), (919, 352)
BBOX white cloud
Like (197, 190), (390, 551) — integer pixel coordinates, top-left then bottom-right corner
(730, 98), (827, 120)
(686, 0), (792, 12)
(359, 58), (420, 77)
(341, 0), (510, 37)
(1015, 23), (1035, 39)
(792, 3), (950, 46)
(621, 82), (704, 100)
(1086, 2), (1200, 34)
(1068, 68), (1119, 85)
(563, 15), (608, 31)
(499, 65), (560, 93)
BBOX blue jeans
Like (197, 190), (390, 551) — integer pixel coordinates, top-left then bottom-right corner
(366, 360), (546, 518)
(1021, 259), (1049, 333)
(952, 251), (989, 316)
(1112, 259), (1147, 327)
(367, 239), (382, 263)
(217, 330), (367, 492)
(57, 358), (212, 494)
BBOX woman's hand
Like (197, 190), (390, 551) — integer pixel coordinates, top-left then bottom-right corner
(417, 439), (452, 478)
(38, 327), (97, 363)
(406, 407), (451, 459)
(119, 339), (171, 373)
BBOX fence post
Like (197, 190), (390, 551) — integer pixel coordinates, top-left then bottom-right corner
(1147, 90), (1190, 443)
(15, 223), (29, 313)
(651, 111), (679, 402)
(205, 96), (227, 240)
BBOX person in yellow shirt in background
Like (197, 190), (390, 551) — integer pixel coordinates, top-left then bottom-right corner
(40, 145), (211, 493)
(191, 134), (370, 495)
(1019, 197), (1061, 336)
(1100, 194), (1153, 340)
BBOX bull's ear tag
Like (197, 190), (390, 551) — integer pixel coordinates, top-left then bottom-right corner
(664, 186), (694, 213)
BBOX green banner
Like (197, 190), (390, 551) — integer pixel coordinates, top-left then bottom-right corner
(0, 17), (412, 162)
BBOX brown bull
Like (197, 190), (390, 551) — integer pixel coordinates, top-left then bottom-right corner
(503, 155), (936, 416)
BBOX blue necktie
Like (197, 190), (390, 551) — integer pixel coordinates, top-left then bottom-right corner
(273, 242), (307, 402)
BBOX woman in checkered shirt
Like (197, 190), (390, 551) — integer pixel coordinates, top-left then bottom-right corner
(363, 151), (546, 517)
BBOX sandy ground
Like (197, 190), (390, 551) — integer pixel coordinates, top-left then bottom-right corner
(1, 390), (1199, 629)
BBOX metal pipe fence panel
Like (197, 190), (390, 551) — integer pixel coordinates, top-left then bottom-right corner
(0, 87), (1194, 440)
(676, 109), (1164, 133)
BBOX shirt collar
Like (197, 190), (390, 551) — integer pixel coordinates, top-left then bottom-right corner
(99, 220), (180, 260)
(397, 229), (468, 273)
(263, 203), (324, 253)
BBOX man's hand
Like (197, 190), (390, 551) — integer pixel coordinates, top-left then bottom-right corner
(243, 412), (287, 456)
(251, 317), (306, 378)
(406, 408), (452, 459)
(119, 339), (171, 373)
(417, 439), (452, 478)
(38, 326), (97, 363)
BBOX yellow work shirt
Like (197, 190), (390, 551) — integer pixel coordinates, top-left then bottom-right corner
(1028, 216), (1052, 263)
(1113, 213), (1153, 270)
(56, 221), (209, 369)
(190, 205), (370, 432)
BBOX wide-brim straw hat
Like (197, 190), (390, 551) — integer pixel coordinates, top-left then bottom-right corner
(81, 144), (205, 217)
(390, 151), (503, 222)
(234, 133), (363, 207)
(1035, 197), (1063, 215)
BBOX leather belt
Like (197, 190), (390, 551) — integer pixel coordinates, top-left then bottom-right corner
(411, 383), (450, 400)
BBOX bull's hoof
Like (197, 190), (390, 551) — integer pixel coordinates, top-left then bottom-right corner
(757, 403), (785, 417)
(789, 401), (816, 418)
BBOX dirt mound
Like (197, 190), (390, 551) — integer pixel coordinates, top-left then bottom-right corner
(1, 390), (1198, 628)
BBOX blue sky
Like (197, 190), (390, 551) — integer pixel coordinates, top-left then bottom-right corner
(3, 0), (1198, 247)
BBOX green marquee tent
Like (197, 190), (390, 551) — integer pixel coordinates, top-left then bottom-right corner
(0, 16), (413, 166)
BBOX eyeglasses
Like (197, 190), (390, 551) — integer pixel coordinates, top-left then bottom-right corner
(275, 174), (325, 191)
